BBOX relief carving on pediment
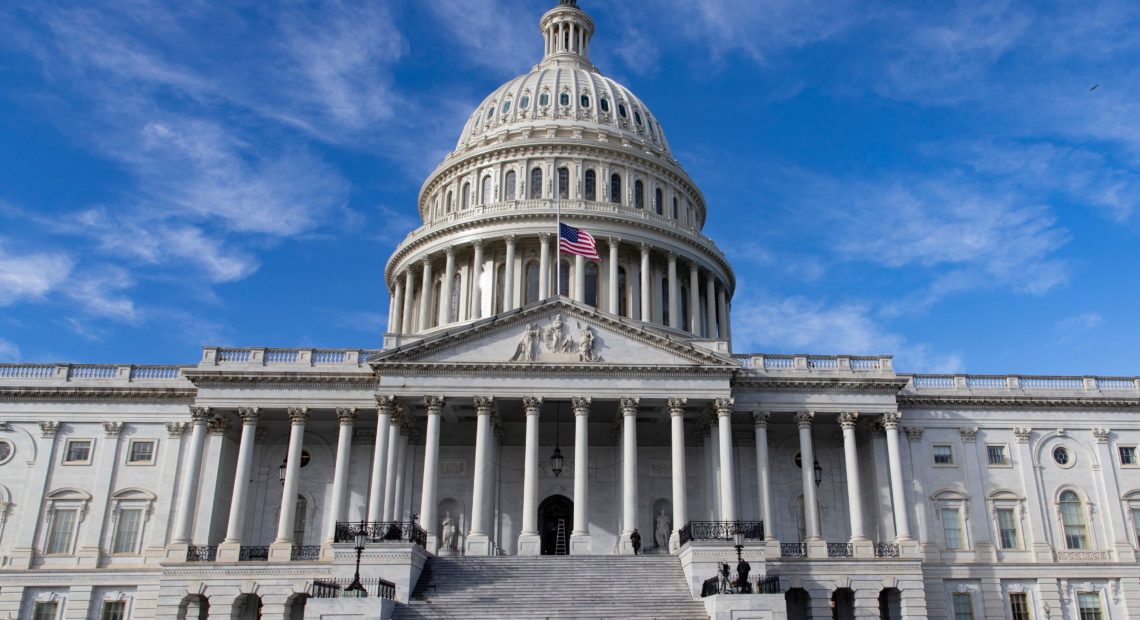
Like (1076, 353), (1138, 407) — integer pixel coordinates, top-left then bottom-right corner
(509, 313), (602, 363)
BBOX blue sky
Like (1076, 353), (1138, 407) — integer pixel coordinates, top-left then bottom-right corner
(1, 0), (1138, 376)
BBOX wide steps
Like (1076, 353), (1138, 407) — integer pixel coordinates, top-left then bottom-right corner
(393, 556), (708, 620)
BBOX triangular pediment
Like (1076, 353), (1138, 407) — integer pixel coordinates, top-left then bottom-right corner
(370, 298), (738, 371)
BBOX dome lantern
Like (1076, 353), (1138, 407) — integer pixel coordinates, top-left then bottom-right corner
(540, 0), (595, 67)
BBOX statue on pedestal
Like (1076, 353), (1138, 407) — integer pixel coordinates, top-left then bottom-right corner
(440, 511), (458, 551)
(654, 508), (672, 548)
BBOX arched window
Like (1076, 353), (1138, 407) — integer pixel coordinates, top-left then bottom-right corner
(600, 98), (610, 113)
(559, 92), (570, 106)
(446, 191), (453, 214)
(584, 263), (599, 307)
(609, 173), (622, 204)
(293, 495), (307, 544)
(557, 167), (570, 200)
(584, 170), (596, 201)
(530, 168), (543, 199)
(661, 277), (670, 325)
(494, 264), (506, 314)
(1060, 490), (1089, 549)
(462, 182), (471, 210)
(617, 267), (628, 317)
(672, 196), (678, 219)
(634, 180), (644, 209)
(580, 93), (590, 108)
(559, 260), (570, 297)
(525, 262), (540, 304)
(505, 170), (517, 201)
(482, 176), (492, 205)
(654, 187), (663, 215)
(449, 273), (461, 322)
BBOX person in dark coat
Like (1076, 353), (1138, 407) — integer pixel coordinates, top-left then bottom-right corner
(630, 529), (642, 555)
(736, 558), (752, 592)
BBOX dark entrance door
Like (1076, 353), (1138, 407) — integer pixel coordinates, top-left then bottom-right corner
(538, 494), (573, 555)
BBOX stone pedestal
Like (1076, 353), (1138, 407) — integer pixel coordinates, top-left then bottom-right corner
(164, 543), (189, 562)
(216, 541), (241, 562)
(518, 532), (542, 556)
(852, 538), (874, 559)
(569, 534), (592, 555)
(465, 533), (492, 556)
(805, 538), (827, 559)
(268, 541), (293, 561)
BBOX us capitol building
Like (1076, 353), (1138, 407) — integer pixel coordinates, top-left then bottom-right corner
(1, 2), (1138, 619)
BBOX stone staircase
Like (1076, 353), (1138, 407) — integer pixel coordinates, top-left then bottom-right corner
(392, 555), (709, 619)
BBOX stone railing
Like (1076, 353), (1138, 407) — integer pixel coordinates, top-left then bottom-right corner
(200, 348), (380, 369)
(735, 354), (893, 373)
(310, 577), (396, 600)
(0, 364), (189, 383)
(910, 374), (1140, 393)
(335, 521), (427, 549)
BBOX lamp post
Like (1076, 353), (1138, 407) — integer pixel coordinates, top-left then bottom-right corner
(813, 459), (822, 487)
(550, 402), (564, 477)
(732, 526), (745, 563)
(278, 459), (287, 485)
(344, 520), (368, 598)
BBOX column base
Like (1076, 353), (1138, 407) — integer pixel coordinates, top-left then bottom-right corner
(805, 537), (827, 559)
(898, 537), (921, 559)
(764, 538), (781, 558)
(165, 543), (190, 562)
(268, 541), (294, 561)
(216, 542), (242, 562)
(851, 537), (874, 559)
(465, 533), (492, 556)
(518, 533), (542, 556)
(569, 533), (592, 555)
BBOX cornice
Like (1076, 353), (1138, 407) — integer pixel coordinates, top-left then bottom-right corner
(898, 394), (1140, 409)
(0, 387), (197, 403)
(376, 362), (735, 376)
(732, 375), (911, 394)
(183, 370), (379, 390)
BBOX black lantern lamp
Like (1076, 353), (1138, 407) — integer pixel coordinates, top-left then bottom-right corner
(732, 526), (745, 563)
(278, 459), (288, 484)
(813, 460), (823, 487)
(344, 520), (368, 598)
(550, 402), (564, 477)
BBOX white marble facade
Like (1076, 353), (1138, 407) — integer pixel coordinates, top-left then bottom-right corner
(2, 2), (1140, 620)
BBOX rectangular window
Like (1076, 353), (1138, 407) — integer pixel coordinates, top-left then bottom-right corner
(46, 509), (76, 554)
(1120, 446), (1137, 466)
(987, 444), (1009, 466)
(112, 509), (142, 554)
(100, 601), (126, 620)
(127, 440), (155, 464)
(942, 508), (964, 550)
(63, 439), (92, 464)
(997, 508), (1019, 549)
(952, 592), (974, 620)
(1009, 592), (1031, 620)
(33, 602), (59, 620)
(1077, 592), (1103, 620)
(933, 445), (954, 465)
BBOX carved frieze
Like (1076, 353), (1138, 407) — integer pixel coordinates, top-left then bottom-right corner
(509, 313), (601, 363)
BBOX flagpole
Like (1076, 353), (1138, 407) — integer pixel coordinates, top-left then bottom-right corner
(555, 196), (561, 299)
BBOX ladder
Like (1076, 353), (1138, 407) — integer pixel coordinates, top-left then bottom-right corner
(554, 518), (568, 555)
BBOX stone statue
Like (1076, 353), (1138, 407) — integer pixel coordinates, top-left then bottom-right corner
(654, 507), (672, 548)
(577, 325), (598, 362)
(511, 323), (541, 362)
(440, 511), (457, 550)
(545, 314), (566, 352)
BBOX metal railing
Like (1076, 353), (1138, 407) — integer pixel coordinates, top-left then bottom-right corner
(291, 545), (321, 561)
(186, 545), (217, 562)
(678, 521), (764, 546)
(238, 546), (269, 561)
(335, 521), (427, 549)
(874, 542), (900, 558)
(780, 542), (807, 558)
(827, 542), (853, 558)
(757, 574), (781, 594)
(309, 578), (396, 600)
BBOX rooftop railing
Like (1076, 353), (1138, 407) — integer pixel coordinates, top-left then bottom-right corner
(735, 354), (893, 373)
(910, 375), (1139, 392)
(201, 348), (379, 368)
(0, 364), (188, 382)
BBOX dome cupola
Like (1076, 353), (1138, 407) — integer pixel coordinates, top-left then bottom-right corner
(540, 0), (596, 69)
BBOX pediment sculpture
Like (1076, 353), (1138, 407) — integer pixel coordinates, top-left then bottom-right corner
(510, 313), (602, 363)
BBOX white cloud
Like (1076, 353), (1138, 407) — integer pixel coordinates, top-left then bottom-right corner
(0, 242), (73, 306)
(0, 337), (19, 362)
(424, 0), (536, 75)
(1053, 312), (1102, 345)
(64, 267), (137, 322)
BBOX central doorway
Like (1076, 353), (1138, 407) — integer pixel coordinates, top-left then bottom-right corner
(538, 494), (573, 555)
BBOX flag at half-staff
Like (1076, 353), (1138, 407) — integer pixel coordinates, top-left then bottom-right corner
(559, 223), (600, 260)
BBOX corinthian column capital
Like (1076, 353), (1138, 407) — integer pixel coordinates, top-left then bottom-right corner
(713, 397), (734, 418)
(336, 408), (359, 425)
(424, 396), (445, 415)
(238, 407), (261, 424)
(190, 406), (212, 423)
(287, 407), (310, 424)
(619, 397), (640, 417)
(838, 411), (859, 430)
(667, 398), (687, 417)
(752, 410), (769, 427)
(571, 396), (591, 417)
(522, 397), (543, 416)
(794, 411), (814, 428)
(376, 395), (396, 415)
(881, 411), (902, 430)
(474, 396), (495, 416)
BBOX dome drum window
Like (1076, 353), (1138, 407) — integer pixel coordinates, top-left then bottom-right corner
(618, 103), (628, 118)
(539, 92), (550, 107)
(559, 92), (570, 107)
(520, 95), (530, 109)
(634, 110), (643, 126)
(501, 100), (512, 114)
(580, 94), (590, 108)
(600, 98), (610, 113)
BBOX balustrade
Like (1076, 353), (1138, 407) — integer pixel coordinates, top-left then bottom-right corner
(779, 542), (807, 558)
(238, 546), (269, 561)
(335, 521), (427, 549)
(874, 542), (900, 558)
(677, 521), (764, 547)
(826, 542), (853, 558)
(291, 545), (322, 561)
(309, 578), (396, 600)
(186, 545), (218, 562)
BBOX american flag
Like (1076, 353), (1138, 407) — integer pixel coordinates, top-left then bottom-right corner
(559, 223), (600, 260)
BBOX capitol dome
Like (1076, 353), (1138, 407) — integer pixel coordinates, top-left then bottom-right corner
(384, 0), (735, 346)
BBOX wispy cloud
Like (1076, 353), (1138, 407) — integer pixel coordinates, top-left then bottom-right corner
(1053, 312), (1102, 345)
(0, 241), (73, 306)
(0, 336), (19, 362)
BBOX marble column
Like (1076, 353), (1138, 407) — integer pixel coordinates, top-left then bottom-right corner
(716, 285), (727, 343)
(882, 412), (912, 541)
(323, 408), (357, 544)
(219, 407), (260, 557)
(467, 396), (494, 554)
(619, 397), (640, 554)
(688, 263), (700, 334)
(367, 398), (394, 522)
(753, 411), (774, 542)
(438, 248), (456, 325)
(667, 253), (680, 329)
(570, 397), (592, 553)
(639, 244), (651, 322)
(171, 407), (211, 545)
(795, 411), (822, 543)
(839, 412), (870, 552)
(705, 274), (717, 338)
(471, 240), (484, 319)
(668, 398), (688, 550)
(402, 269), (416, 333)
(538, 234), (550, 300)
(574, 254), (585, 303)
(382, 409), (402, 521)
(503, 235), (517, 311)
(390, 279), (404, 334)
(392, 426), (410, 521)
(418, 257), (433, 330)
(608, 238), (620, 315)
(420, 396), (445, 553)
(715, 398), (736, 521)
(271, 407), (309, 559)
(518, 397), (543, 555)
